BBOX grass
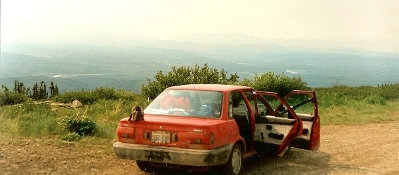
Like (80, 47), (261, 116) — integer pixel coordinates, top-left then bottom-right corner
(315, 84), (399, 125)
(319, 100), (399, 125)
(0, 97), (147, 146)
(0, 84), (398, 147)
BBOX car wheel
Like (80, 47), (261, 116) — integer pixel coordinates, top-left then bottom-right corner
(225, 144), (243, 175)
(136, 160), (151, 172)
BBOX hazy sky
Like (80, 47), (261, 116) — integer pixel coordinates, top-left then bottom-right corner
(2, 0), (399, 52)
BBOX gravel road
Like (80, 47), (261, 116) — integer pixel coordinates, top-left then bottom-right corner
(1, 121), (398, 175)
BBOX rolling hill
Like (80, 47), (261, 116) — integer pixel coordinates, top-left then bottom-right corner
(1, 42), (398, 92)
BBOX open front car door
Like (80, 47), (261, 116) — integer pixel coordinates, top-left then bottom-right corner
(281, 90), (320, 151)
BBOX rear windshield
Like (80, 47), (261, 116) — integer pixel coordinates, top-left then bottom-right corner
(144, 89), (223, 118)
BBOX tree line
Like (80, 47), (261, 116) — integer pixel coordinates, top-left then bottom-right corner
(1, 80), (59, 105)
(11, 80), (59, 99)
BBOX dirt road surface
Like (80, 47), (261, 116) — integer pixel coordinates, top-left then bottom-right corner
(1, 121), (398, 175)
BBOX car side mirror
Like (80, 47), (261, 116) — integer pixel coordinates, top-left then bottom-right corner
(128, 106), (144, 122)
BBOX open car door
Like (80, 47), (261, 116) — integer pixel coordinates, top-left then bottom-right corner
(280, 90), (320, 151)
(253, 91), (303, 155)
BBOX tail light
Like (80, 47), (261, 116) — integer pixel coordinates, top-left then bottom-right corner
(187, 132), (216, 149)
(117, 121), (135, 143)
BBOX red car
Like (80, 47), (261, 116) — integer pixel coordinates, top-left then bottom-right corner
(113, 84), (320, 174)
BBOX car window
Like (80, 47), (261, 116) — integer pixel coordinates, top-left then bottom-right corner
(144, 89), (223, 118)
(229, 91), (248, 119)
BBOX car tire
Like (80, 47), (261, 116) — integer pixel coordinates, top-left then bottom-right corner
(224, 144), (243, 175)
(136, 160), (151, 172)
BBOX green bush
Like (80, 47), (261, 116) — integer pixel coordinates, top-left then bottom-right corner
(60, 115), (98, 136)
(379, 84), (399, 100)
(53, 87), (139, 104)
(366, 95), (387, 105)
(53, 90), (94, 104)
(92, 87), (118, 100)
(241, 72), (309, 96)
(142, 64), (239, 99)
(115, 89), (139, 101)
(0, 92), (28, 106)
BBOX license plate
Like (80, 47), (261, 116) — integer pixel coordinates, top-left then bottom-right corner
(151, 131), (170, 144)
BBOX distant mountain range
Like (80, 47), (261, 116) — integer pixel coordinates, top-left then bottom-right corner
(1, 41), (398, 92)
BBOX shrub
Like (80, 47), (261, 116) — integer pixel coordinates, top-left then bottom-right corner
(116, 89), (139, 101)
(379, 84), (399, 100)
(366, 95), (387, 105)
(241, 72), (309, 97)
(53, 90), (95, 104)
(92, 87), (118, 100)
(141, 64), (239, 99)
(60, 115), (98, 136)
(53, 87), (138, 104)
(0, 92), (28, 106)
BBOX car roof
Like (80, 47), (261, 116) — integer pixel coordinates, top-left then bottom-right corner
(167, 84), (253, 92)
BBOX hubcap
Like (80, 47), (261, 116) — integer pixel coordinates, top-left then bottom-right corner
(231, 148), (242, 174)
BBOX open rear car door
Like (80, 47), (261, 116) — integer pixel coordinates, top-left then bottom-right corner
(253, 90), (320, 155)
(253, 91), (302, 155)
(282, 90), (320, 151)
